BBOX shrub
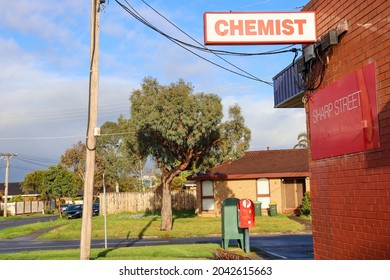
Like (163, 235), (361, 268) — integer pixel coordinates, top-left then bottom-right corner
(9, 195), (23, 202)
(61, 212), (69, 219)
(0, 209), (11, 216)
(44, 208), (54, 215)
(300, 192), (311, 216)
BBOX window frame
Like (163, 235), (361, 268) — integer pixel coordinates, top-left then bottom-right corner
(201, 180), (215, 211)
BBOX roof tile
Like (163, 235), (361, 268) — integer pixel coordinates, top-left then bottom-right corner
(212, 149), (308, 175)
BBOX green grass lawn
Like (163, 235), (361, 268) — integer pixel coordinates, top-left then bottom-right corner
(0, 212), (306, 240)
(0, 211), (308, 260)
(0, 244), (221, 260)
(39, 213), (305, 240)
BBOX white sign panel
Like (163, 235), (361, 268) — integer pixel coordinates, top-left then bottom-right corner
(204, 12), (316, 45)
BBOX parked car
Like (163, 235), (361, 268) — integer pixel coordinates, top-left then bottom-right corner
(59, 203), (72, 214)
(62, 204), (83, 219)
(93, 203), (100, 216)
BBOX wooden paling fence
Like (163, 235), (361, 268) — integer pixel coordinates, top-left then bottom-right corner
(100, 189), (197, 215)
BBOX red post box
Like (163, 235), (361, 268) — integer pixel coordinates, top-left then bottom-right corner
(237, 198), (255, 228)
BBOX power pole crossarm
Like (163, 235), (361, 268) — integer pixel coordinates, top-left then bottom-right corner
(0, 153), (17, 217)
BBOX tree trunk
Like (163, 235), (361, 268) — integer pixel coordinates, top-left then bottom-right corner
(158, 161), (190, 231)
(58, 197), (62, 218)
(160, 174), (172, 231)
(115, 180), (119, 193)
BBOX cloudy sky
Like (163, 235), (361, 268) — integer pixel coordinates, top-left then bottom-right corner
(0, 0), (308, 182)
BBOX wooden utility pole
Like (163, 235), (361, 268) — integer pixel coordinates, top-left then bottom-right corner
(80, 0), (102, 260)
(0, 153), (16, 217)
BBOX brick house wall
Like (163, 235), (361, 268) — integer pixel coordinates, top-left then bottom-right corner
(192, 149), (309, 216)
(195, 178), (280, 216)
(214, 179), (257, 216)
(303, 0), (390, 259)
(195, 177), (309, 216)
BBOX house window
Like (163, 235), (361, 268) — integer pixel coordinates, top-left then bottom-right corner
(256, 178), (270, 208)
(201, 180), (214, 211)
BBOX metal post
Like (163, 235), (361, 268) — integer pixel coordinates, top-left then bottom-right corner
(244, 228), (250, 253)
(103, 173), (107, 249)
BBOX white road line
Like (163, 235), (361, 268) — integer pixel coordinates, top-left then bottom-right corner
(264, 250), (288, 259)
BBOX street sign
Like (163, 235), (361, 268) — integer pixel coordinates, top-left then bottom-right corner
(309, 63), (380, 160)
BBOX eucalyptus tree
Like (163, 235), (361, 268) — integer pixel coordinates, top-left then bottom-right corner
(60, 141), (87, 183)
(209, 104), (251, 165)
(98, 116), (146, 192)
(129, 77), (251, 231)
(60, 141), (105, 190)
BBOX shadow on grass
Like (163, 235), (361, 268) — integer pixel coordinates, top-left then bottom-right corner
(145, 209), (196, 230)
(93, 215), (158, 260)
(172, 209), (196, 229)
(94, 244), (121, 260)
(92, 209), (197, 259)
(138, 216), (158, 238)
(93, 231), (137, 260)
(145, 209), (196, 219)
(173, 209), (196, 218)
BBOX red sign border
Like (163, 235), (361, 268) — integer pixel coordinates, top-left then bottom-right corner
(203, 11), (317, 45)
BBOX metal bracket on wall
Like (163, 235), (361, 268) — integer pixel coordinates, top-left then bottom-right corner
(336, 19), (349, 36)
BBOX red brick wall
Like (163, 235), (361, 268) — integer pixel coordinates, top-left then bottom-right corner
(303, 0), (390, 259)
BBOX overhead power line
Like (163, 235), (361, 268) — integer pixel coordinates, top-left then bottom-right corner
(114, 0), (298, 86)
(0, 131), (135, 141)
(14, 154), (58, 168)
(14, 158), (52, 168)
(7, 165), (36, 172)
(0, 102), (129, 124)
(140, 0), (298, 57)
(0, 135), (85, 141)
(137, 0), (277, 85)
(17, 154), (58, 164)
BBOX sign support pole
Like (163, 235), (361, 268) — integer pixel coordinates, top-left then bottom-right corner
(244, 228), (250, 253)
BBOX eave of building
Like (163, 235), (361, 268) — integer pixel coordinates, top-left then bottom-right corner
(191, 172), (309, 181)
(274, 91), (305, 108)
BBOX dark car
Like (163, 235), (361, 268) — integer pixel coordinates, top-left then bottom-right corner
(62, 204), (83, 219)
(59, 203), (72, 214)
(93, 203), (100, 216)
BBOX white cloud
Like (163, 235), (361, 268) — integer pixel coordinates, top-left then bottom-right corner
(222, 93), (306, 150)
(0, 0), (308, 182)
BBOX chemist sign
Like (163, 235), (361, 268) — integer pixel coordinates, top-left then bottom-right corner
(309, 63), (380, 160)
(204, 12), (316, 45)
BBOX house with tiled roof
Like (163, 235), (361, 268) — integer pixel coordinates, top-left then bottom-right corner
(0, 182), (45, 215)
(190, 149), (310, 216)
(0, 182), (40, 200)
